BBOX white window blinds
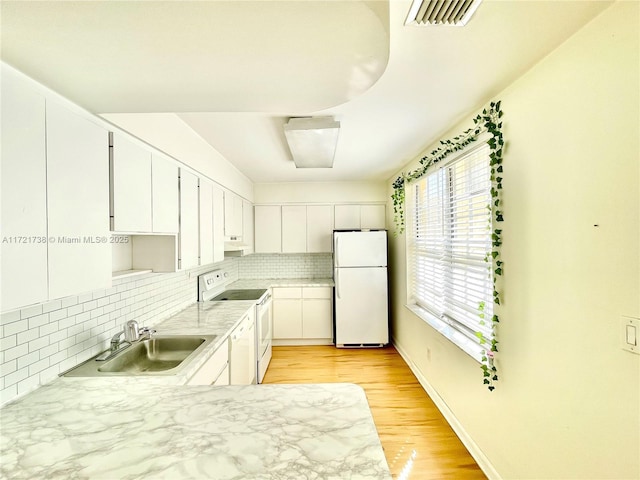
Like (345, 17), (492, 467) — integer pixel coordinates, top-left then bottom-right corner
(408, 142), (493, 356)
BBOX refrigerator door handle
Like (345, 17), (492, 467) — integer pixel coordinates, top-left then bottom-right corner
(335, 235), (340, 268)
(336, 269), (341, 299)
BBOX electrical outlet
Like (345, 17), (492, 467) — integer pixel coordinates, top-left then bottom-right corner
(621, 316), (639, 354)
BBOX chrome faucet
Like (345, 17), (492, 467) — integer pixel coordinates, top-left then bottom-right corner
(123, 320), (156, 343)
(97, 321), (157, 362)
(110, 330), (126, 352)
(123, 320), (139, 343)
(138, 325), (157, 341)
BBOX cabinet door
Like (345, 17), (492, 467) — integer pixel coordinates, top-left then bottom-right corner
(213, 364), (230, 386)
(230, 311), (256, 385)
(179, 169), (199, 269)
(361, 204), (386, 230)
(282, 205), (307, 253)
(243, 199), (254, 254)
(254, 205), (282, 253)
(302, 299), (333, 339)
(110, 133), (152, 232)
(187, 338), (228, 386)
(334, 205), (361, 230)
(152, 154), (179, 233)
(212, 185), (225, 263)
(273, 299), (303, 339)
(199, 178), (214, 265)
(1, 71), (48, 311)
(224, 191), (243, 237)
(307, 205), (334, 253)
(46, 101), (111, 299)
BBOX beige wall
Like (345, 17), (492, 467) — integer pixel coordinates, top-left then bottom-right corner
(254, 181), (387, 204)
(387, 3), (639, 479)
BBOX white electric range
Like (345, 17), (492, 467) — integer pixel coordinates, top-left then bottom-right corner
(198, 269), (273, 384)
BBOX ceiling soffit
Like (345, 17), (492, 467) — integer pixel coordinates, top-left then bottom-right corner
(1, 1), (390, 113)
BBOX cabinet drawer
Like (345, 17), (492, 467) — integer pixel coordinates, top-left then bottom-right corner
(302, 287), (332, 299)
(188, 338), (229, 386)
(273, 287), (302, 299)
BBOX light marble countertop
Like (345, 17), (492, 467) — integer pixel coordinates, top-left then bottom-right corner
(228, 278), (334, 289)
(0, 381), (391, 479)
(1, 277), (391, 479)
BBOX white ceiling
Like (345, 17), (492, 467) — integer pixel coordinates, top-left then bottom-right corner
(1, 0), (612, 183)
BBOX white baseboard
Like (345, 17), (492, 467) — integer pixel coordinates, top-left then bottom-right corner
(393, 340), (502, 480)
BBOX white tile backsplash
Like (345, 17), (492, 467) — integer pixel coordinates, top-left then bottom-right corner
(0, 258), (239, 406)
(238, 253), (332, 279)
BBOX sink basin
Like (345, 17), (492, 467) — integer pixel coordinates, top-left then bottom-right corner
(98, 336), (207, 373)
(63, 335), (216, 377)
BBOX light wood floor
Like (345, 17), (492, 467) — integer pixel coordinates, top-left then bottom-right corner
(262, 345), (486, 480)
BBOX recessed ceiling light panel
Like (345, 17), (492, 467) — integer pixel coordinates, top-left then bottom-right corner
(284, 117), (341, 168)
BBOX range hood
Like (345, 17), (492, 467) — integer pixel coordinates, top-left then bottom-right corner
(224, 238), (250, 256)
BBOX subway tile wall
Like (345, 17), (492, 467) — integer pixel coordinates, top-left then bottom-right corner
(238, 253), (333, 279)
(0, 258), (239, 406)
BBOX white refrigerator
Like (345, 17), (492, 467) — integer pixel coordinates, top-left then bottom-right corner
(333, 230), (389, 347)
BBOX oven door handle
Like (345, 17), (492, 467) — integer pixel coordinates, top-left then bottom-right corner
(258, 293), (272, 307)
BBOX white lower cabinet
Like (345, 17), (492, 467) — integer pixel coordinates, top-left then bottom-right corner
(302, 288), (334, 339)
(187, 338), (229, 386)
(272, 287), (333, 345)
(273, 289), (303, 338)
(229, 309), (257, 385)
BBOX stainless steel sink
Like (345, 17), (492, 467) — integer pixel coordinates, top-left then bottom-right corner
(63, 335), (216, 377)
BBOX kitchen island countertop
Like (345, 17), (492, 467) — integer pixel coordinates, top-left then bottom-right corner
(0, 380), (390, 479)
(1, 278), (390, 479)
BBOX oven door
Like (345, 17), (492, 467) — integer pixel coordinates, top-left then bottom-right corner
(256, 292), (272, 356)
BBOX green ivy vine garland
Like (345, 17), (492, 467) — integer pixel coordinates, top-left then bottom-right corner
(392, 100), (504, 391)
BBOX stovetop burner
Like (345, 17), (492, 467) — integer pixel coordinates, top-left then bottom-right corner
(209, 289), (267, 301)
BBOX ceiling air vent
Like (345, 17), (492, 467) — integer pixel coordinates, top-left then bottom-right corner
(405, 0), (482, 26)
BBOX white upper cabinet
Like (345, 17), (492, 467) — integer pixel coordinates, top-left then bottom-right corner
(334, 204), (385, 230)
(282, 205), (307, 253)
(179, 169), (199, 269)
(306, 205), (334, 253)
(46, 101), (111, 299)
(224, 191), (243, 238)
(110, 133), (152, 232)
(243, 199), (255, 255)
(1, 71), (49, 311)
(151, 154), (179, 233)
(199, 178), (214, 266)
(255, 205), (282, 253)
(212, 185), (225, 263)
(111, 137), (179, 234)
(254, 204), (334, 254)
(361, 204), (386, 229)
(334, 205), (361, 230)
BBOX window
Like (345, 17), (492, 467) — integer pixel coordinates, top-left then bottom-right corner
(406, 142), (493, 360)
